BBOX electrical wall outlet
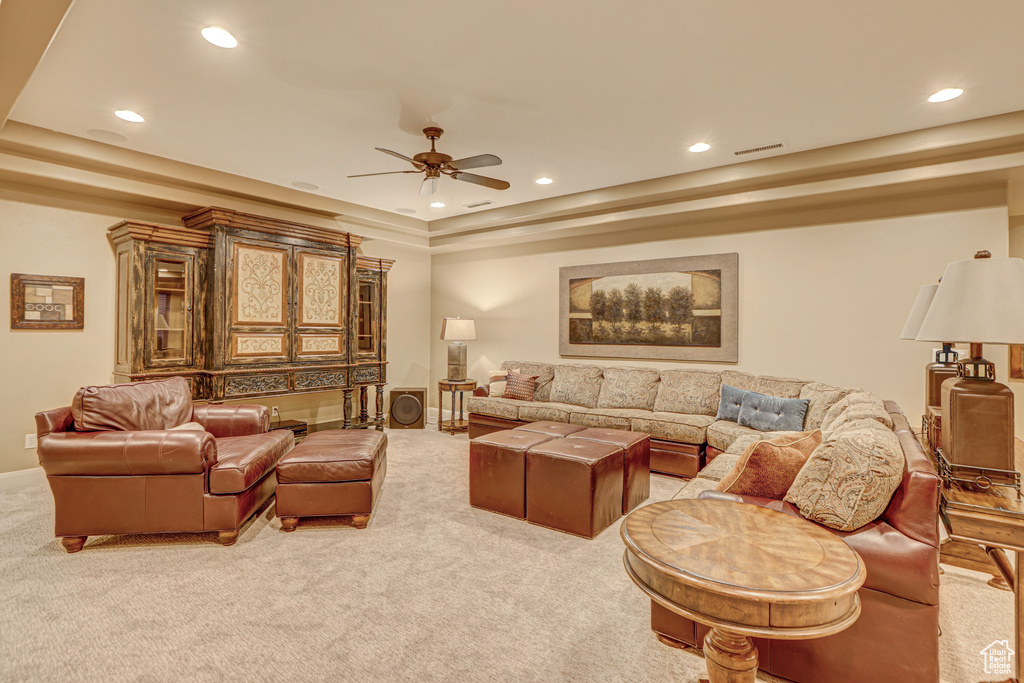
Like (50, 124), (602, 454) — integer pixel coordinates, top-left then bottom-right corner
(25, 433), (37, 449)
(271, 406), (280, 419)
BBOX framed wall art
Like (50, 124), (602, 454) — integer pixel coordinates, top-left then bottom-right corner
(10, 273), (85, 330)
(559, 253), (738, 362)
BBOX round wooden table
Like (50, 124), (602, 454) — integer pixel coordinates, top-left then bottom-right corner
(621, 499), (866, 683)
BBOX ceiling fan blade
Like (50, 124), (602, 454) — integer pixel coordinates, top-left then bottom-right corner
(375, 147), (423, 167)
(347, 170), (420, 178)
(452, 172), (511, 190)
(448, 154), (502, 171)
(420, 176), (438, 196)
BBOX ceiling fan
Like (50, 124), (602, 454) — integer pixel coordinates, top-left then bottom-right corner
(348, 127), (510, 196)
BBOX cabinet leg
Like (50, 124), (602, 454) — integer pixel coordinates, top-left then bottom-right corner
(343, 389), (353, 429)
(375, 383), (385, 430)
(359, 386), (369, 422)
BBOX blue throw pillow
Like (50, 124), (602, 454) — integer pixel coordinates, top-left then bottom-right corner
(737, 392), (810, 432)
(715, 384), (748, 423)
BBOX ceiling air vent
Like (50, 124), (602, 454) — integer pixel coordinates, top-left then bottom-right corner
(733, 141), (788, 157)
(464, 200), (497, 209)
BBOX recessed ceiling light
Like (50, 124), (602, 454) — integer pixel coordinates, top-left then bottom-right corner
(430, 201), (445, 209)
(290, 181), (320, 191)
(201, 27), (238, 48)
(928, 88), (963, 103)
(114, 110), (144, 123)
(535, 177), (553, 185)
(688, 142), (711, 153)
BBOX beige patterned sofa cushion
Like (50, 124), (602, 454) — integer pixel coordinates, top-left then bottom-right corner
(706, 420), (762, 452)
(518, 402), (578, 424)
(725, 434), (762, 455)
(671, 477), (717, 500)
(502, 361), (555, 402)
(597, 366), (660, 411)
(550, 364), (604, 408)
(569, 407), (649, 430)
(700, 453), (741, 482)
(756, 375), (807, 399)
(821, 392), (894, 438)
(785, 420), (905, 532)
(464, 396), (524, 421)
(630, 413), (714, 445)
(800, 382), (856, 430)
(653, 369), (721, 416)
(721, 370), (758, 392)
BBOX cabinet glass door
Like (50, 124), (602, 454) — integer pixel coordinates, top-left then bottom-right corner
(148, 255), (194, 366)
(356, 276), (379, 358)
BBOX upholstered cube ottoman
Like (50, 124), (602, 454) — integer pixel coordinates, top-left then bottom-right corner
(469, 430), (556, 518)
(275, 430), (387, 531)
(525, 439), (624, 539)
(567, 427), (651, 513)
(513, 421), (587, 438)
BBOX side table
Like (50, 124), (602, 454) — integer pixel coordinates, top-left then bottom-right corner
(438, 379), (476, 435)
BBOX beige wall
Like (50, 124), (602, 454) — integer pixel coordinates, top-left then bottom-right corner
(0, 196), (431, 474)
(431, 190), (1010, 434)
(1009, 214), (1024, 434)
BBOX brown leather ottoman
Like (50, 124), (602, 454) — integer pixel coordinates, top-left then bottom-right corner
(275, 430), (387, 531)
(513, 421), (587, 438)
(567, 427), (650, 513)
(470, 430), (556, 518)
(525, 439), (624, 539)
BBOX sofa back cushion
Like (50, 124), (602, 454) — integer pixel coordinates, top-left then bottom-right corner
(597, 366), (660, 411)
(800, 382), (856, 430)
(72, 377), (193, 432)
(549, 364), (604, 408)
(821, 392), (894, 438)
(785, 419), (905, 532)
(755, 375), (807, 399)
(502, 361), (555, 402)
(721, 370), (757, 393)
(654, 369), (721, 416)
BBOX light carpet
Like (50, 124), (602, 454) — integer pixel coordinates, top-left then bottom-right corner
(0, 428), (1013, 682)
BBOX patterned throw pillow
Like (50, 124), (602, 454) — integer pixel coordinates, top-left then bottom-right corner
(715, 430), (822, 499)
(503, 371), (538, 401)
(487, 368), (518, 398)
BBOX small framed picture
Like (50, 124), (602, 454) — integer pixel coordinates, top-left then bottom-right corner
(10, 273), (85, 330)
(1012, 345), (1023, 380)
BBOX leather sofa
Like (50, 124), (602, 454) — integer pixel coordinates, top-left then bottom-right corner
(656, 402), (940, 683)
(36, 377), (293, 552)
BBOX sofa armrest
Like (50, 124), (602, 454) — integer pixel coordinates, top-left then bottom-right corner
(697, 490), (744, 504)
(36, 406), (75, 438)
(38, 430), (217, 476)
(474, 386), (490, 397)
(192, 404), (270, 437)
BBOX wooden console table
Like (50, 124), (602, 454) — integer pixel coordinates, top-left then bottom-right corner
(621, 499), (865, 682)
(942, 479), (1024, 682)
(438, 379), (476, 435)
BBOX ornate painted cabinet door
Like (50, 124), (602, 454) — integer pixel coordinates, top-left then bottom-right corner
(294, 248), (347, 361)
(226, 237), (290, 365)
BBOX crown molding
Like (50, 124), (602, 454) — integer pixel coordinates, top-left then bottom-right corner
(428, 110), (1024, 252)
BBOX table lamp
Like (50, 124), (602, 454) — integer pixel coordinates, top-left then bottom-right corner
(899, 283), (959, 408)
(440, 316), (476, 381)
(915, 251), (1024, 490)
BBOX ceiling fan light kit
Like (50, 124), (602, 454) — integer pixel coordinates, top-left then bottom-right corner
(349, 127), (510, 196)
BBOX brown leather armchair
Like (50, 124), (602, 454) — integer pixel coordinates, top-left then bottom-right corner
(36, 377), (293, 552)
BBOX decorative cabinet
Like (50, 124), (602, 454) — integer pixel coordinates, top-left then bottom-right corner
(109, 208), (393, 429)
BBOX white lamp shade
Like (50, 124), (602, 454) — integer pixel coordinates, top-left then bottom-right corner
(899, 284), (938, 340)
(440, 317), (476, 341)
(916, 256), (1024, 344)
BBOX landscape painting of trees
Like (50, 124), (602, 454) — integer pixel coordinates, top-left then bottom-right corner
(559, 253), (738, 362)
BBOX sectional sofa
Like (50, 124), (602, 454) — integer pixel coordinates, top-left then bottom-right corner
(467, 360), (941, 683)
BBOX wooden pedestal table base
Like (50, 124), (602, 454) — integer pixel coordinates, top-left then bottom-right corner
(621, 499), (867, 683)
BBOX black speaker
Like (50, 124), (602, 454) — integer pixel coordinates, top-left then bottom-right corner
(389, 388), (426, 429)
